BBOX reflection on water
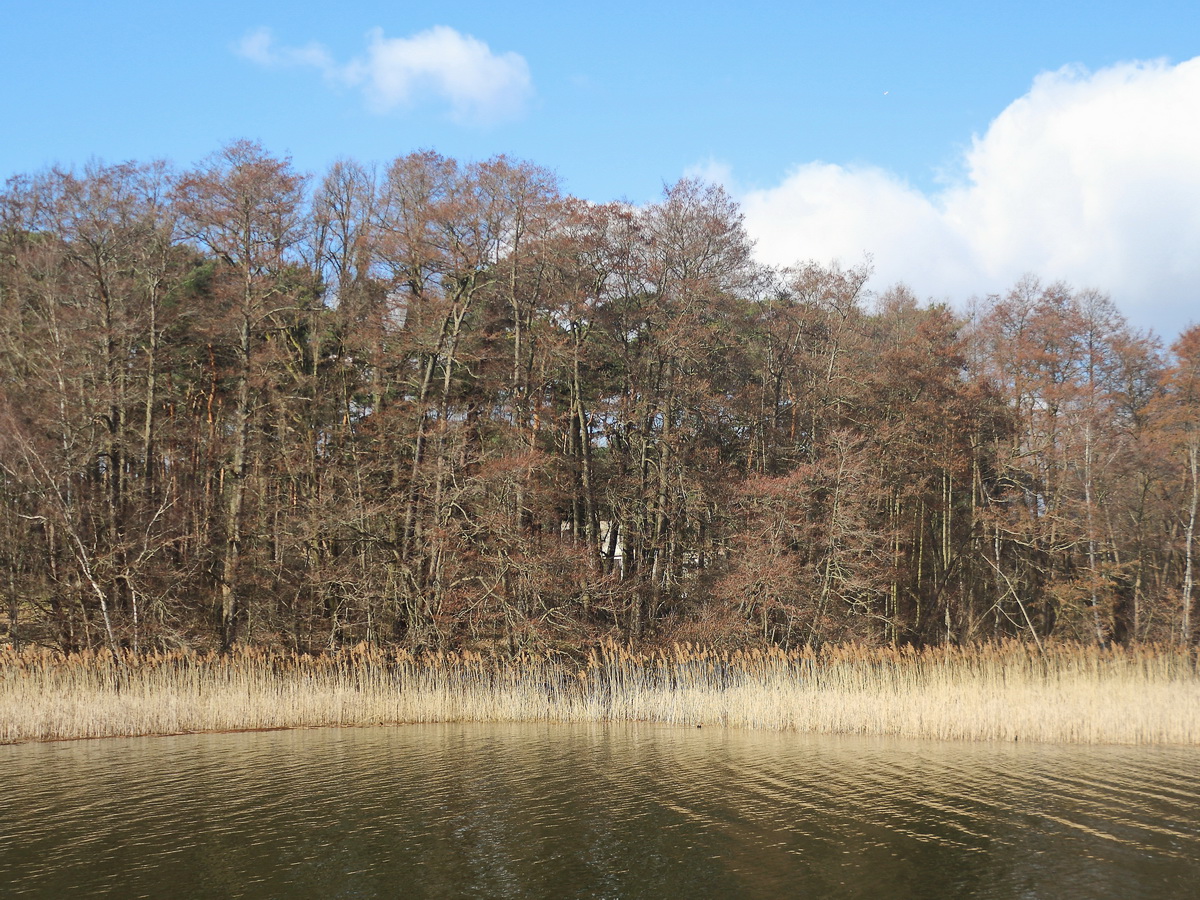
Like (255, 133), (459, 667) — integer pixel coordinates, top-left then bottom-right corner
(2, 724), (1199, 899)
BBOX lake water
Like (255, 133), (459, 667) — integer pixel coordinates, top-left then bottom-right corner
(2, 724), (1198, 898)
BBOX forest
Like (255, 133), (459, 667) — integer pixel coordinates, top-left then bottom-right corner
(1, 140), (1197, 656)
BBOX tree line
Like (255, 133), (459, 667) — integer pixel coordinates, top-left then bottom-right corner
(1, 141), (1197, 654)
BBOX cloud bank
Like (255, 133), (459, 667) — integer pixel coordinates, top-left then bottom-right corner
(735, 57), (1200, 336)
(237, 26), (533, 125)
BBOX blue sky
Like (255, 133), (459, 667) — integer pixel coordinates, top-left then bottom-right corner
(3, 1), (1198, 337)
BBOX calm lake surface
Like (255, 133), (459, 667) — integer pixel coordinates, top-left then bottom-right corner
(2, 723), (1198, 899)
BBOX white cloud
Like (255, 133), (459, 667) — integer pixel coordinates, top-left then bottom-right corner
(235, 27), (334, 70)
(730, 57), (1200, 336)
(739, 163), (978, 296)
(236, 26), (532, 126)
(348, 27), (531, 124)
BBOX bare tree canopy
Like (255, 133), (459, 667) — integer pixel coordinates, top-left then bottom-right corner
(2, 147), (1197, 654)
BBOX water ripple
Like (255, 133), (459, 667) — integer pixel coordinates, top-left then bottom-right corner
(2, 725), (1199, 899)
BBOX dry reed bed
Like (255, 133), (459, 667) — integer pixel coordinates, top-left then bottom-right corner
(3, 642), (1199, 745)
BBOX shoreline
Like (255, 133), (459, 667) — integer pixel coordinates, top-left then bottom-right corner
(4, 642), (1199, 747)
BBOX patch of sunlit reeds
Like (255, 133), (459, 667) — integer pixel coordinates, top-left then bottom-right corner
(2, 640), (1198, 745)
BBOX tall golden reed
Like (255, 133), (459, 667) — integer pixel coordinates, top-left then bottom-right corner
(2, 641), (1198, 745)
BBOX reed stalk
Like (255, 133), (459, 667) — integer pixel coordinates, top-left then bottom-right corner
(2, 641), (1198, 745)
